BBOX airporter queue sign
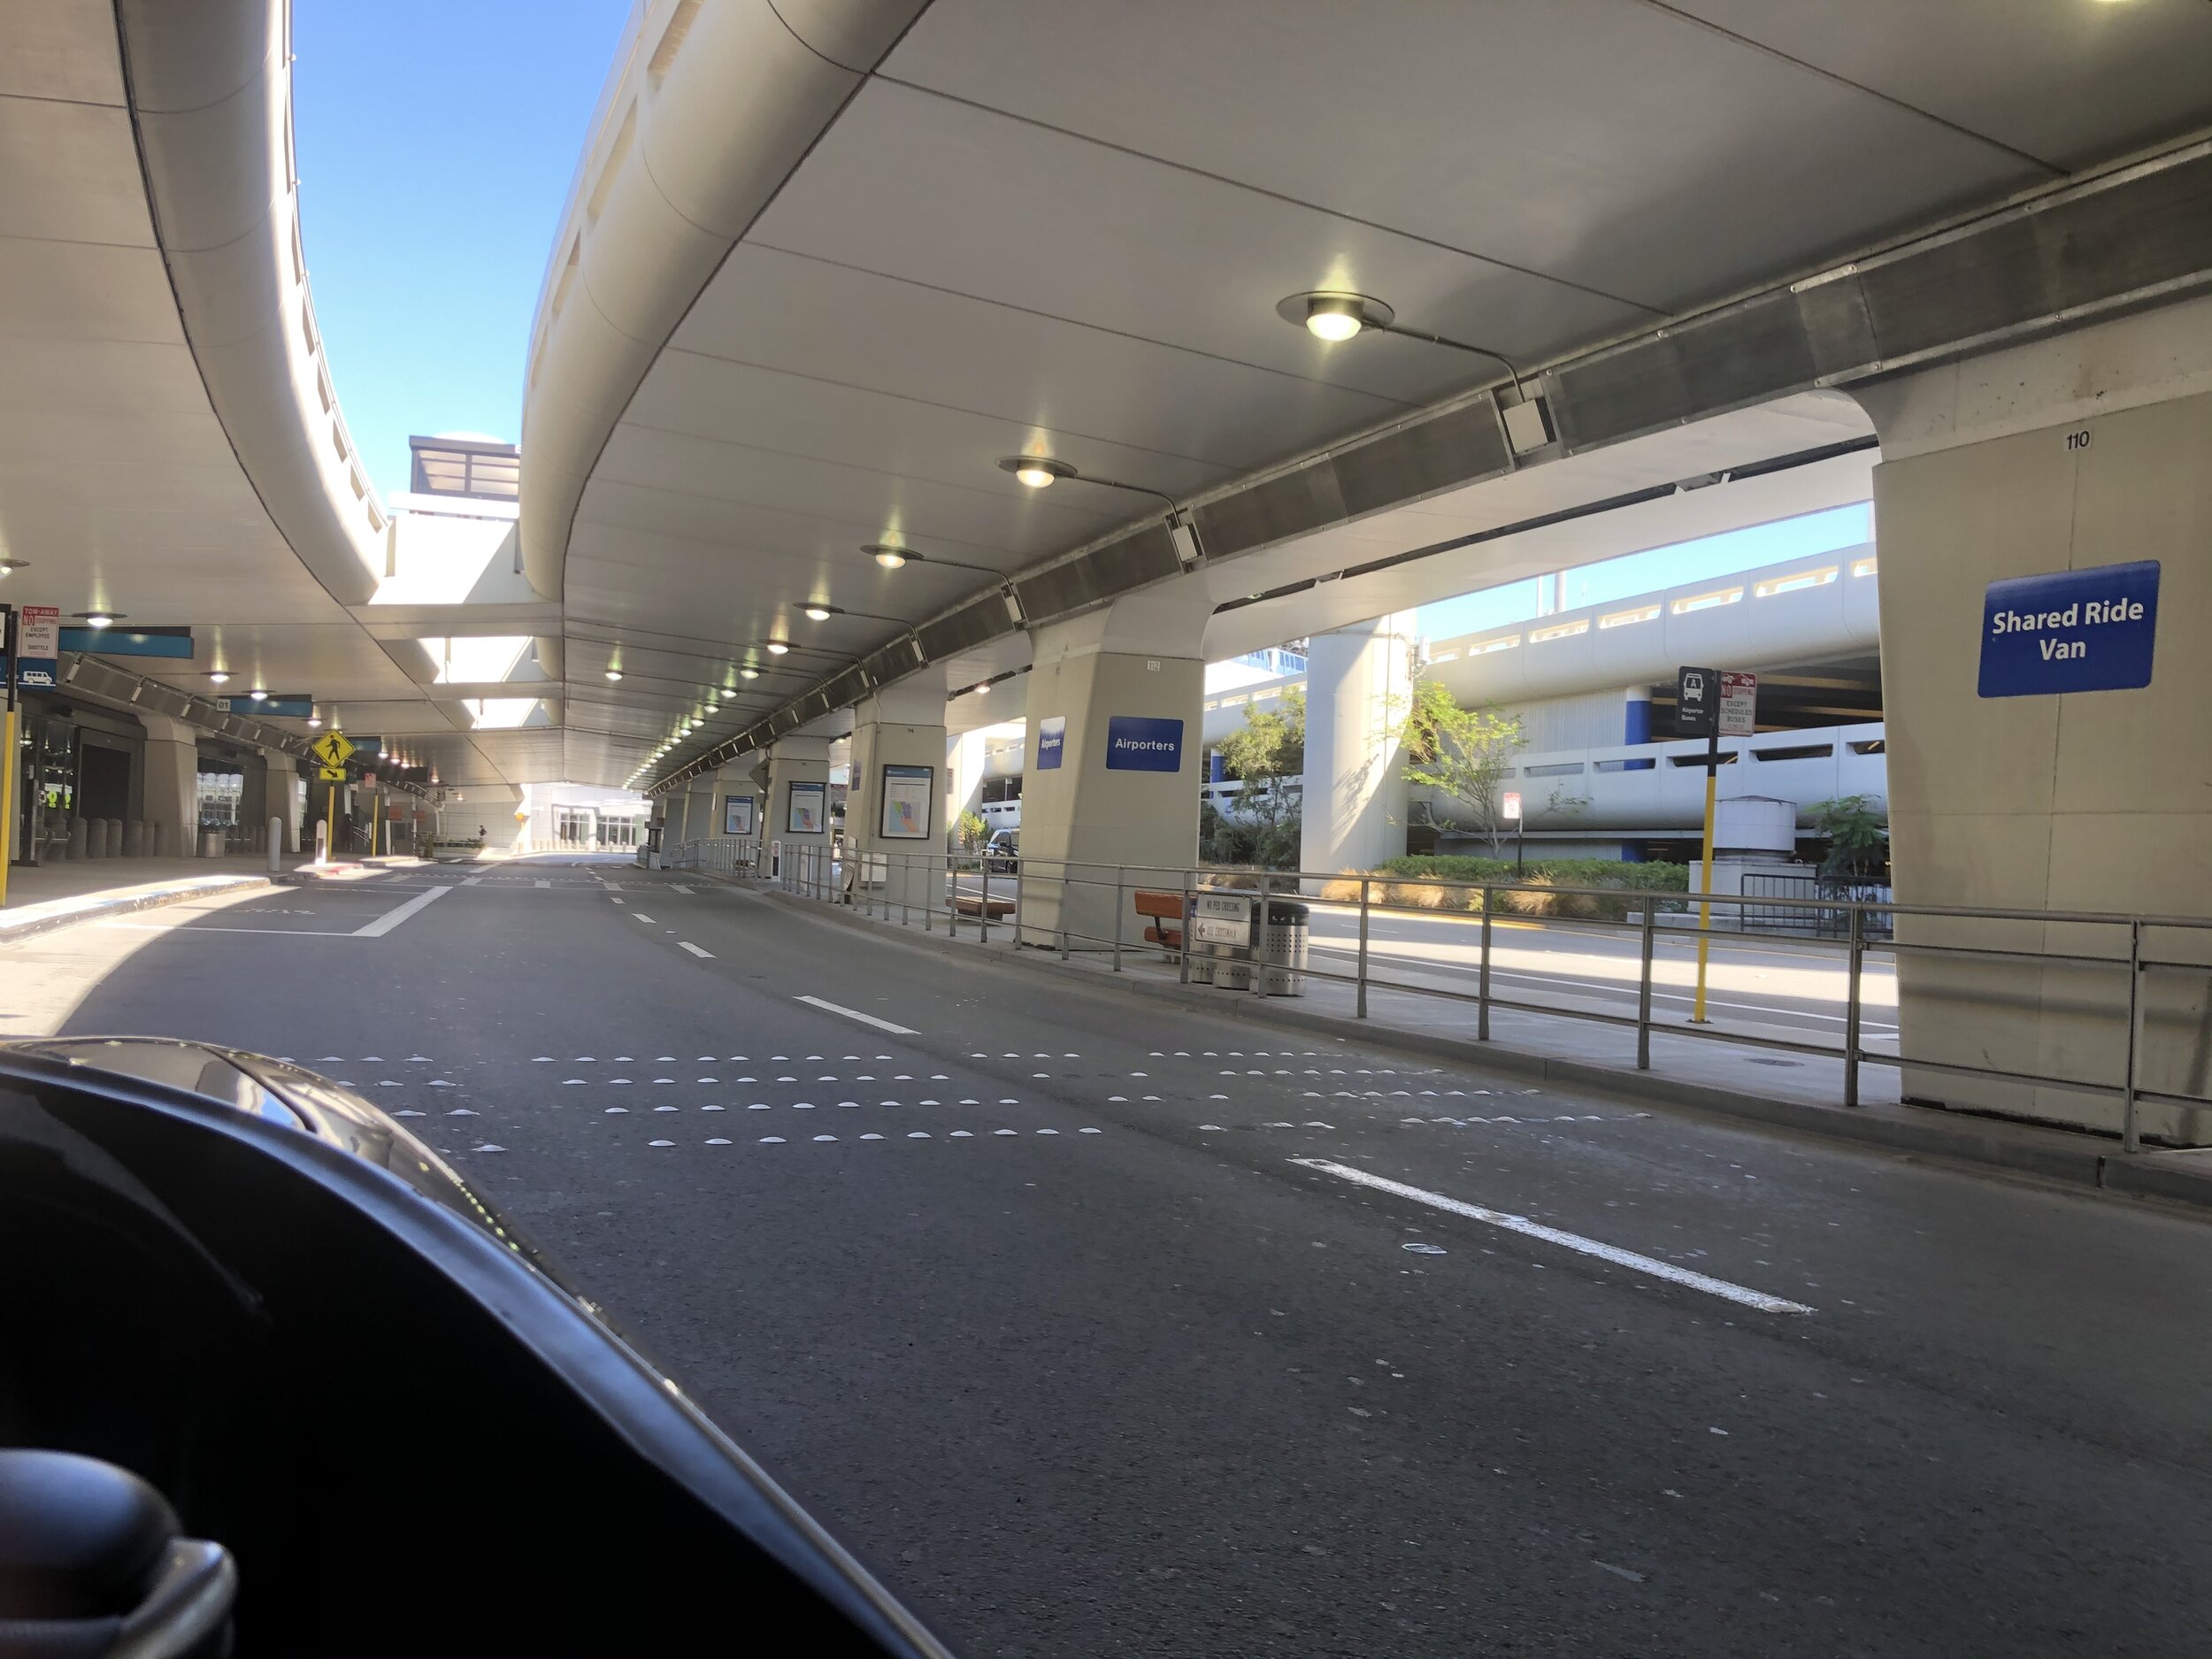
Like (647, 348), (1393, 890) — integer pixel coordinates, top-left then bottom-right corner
(1978, 560), (2159, 697)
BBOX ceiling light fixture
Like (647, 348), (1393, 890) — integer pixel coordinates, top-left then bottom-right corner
(972, 682), (991, 695)
(249, 688), (269, 702)
(738, 667), (760, 680)
(1275, 289), (1549, 451)
(0, 559), (27, 577)
(764, 641), (789, 656)
(999, 456), (1077, 489)
(604, 669), (623, 682)
(307, 717), (323, 728)
(78, 611), (119, 629)
(869, 545), (909, 570)
(803, 603), (840, 621)
(208, 672), (231, 685)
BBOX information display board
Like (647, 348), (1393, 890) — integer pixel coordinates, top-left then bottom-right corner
(787, 780), (826, 834)
(724, 795), (754, 836)
(879, 764), (933, 840)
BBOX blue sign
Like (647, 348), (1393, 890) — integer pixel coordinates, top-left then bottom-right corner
(58, 626), (194, 658)
(216, 695), (313, 718)
(1104, 714), (1184, 772)
(1978, 561), (2159, 698)
(1036, 715), (1065, 771)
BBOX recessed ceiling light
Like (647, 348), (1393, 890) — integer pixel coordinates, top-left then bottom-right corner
(999, 456), (1075, 489)
(803, 603), (841, 621)
(604, 669), (623, 682)
(208, 672), (231, 685)
(0, 559), (27, 578)
(868, 545), (910, 569)
(307, 717), (323, 728)
(738, 667), (760, 680)
(249, 688), (269, 702)
(78, 611), (119, 629)
(973, 682), (991, 695)
(764, 641), (789, 656)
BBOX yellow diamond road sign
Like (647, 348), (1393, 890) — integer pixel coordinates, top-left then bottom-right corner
(311, 731), (355, 768)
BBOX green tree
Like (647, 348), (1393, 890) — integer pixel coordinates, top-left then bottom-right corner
(1805, 795), (1889, 882)
(1213, 687), (1305, 869)
(1399, 680), (1526, 850)
(953, 809), (989, 852)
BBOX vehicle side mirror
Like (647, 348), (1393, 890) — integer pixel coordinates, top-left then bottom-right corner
(0, 1449), (235, 1659)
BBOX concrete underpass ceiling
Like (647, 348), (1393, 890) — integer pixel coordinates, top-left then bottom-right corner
(541, 0), (2212, 787)
(0, 2), (535, 791)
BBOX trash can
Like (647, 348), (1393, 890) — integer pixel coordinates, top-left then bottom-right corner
(1188, 892), (1256, 990)
(202, 829), (226, 857)
(1260, 898), (1310, 996)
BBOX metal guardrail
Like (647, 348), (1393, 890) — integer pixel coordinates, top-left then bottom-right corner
(659, 838), (2212, 1155)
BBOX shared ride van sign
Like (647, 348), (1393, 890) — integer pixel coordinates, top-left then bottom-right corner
(1978, 560), (2159, 697)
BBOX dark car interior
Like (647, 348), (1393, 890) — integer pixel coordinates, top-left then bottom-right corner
(0, 1065), (923, 1657)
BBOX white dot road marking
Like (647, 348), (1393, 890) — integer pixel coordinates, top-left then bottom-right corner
(611, 898), (625, 905)
(760, 1136), (785, 1143)
(794, 994), (918, 1034)
(706, 1138), (732, 1145)
(649, 1140), (674, 1147)
(679, 942), (714, 958)
(1289, 1159), (1816, 1315)
(534, 879), (550, 888)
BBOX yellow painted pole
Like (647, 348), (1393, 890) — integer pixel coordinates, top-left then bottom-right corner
(325, 782), (335, 864)
(1691, 731), (1718, 1024)
(0, 706), (17, 908)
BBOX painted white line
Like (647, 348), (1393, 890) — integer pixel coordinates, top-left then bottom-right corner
(1289, 1158), (1815, 1316)
(671, 884), (695, 894)
(632, 913), (657, 924)
(462, 874), (488, 887)
(679, 941), (713, 958)
(795, 995), (918, 1035)
(352, 885), (451, 938)
(611, 897), (625, 905)
(534, 879), (551, 888)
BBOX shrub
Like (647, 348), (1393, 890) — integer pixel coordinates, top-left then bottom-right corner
(1364, 856), (1690, 920)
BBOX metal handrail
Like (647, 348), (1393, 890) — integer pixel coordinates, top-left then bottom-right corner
(741, 845), (2212, 1155)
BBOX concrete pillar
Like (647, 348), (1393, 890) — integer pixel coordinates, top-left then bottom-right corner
(1018, 591), (1207, 949)
(766, 734), (833, 882)
(137, 714), (199, 857)
(253, 750), (299, 857)
(847, 681), (949, 913)
(1849, 291), (2212, 1144)
(709, 752), (765, 844)
(1301, 615), (1415, 877)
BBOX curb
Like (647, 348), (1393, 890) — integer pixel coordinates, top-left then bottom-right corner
(0, 876), (275, 946)
(753, 885), (2212, 1217)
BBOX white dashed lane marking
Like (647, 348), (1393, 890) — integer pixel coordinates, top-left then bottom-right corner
(1292, 1159), (1815, 1316)
(795, 995), (918, 1035)
(679, 941), (714, 958)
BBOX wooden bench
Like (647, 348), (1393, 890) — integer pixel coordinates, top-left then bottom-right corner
(1133, 888), (1185, 952)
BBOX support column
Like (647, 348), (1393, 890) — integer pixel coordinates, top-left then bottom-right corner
(766, 734), (833, 880)
(847, 681), (948, 913)
(1018, 592), (1207, 949)
(136, 714), (198, 857)
(710, 751), (765, 843)
(1850, 291), (2212, 1144)
(254, 749), (300, 856)
(1301, 615), (1414, 877)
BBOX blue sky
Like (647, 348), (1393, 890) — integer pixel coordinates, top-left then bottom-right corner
(292, 2), (626, 497)
(1414, 502), (1873, 641)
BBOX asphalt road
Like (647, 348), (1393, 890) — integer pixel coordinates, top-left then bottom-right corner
(17, 856), (2212, 1656)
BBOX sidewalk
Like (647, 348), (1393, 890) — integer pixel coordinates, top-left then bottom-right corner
(0, 852), (344, 945)
(750, 881), (2212, 1217)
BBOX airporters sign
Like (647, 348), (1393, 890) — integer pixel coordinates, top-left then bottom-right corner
(1978, 560), (2159, 698)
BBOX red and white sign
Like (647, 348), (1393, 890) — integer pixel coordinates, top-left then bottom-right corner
(13, 604), (59, 688)
(1718, 671), (1759, 737)
(1501, 790), (1524, 822)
